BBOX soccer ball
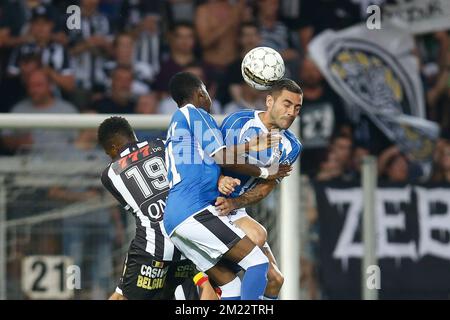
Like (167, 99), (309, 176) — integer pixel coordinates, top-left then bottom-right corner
(241, 47), (285, 91)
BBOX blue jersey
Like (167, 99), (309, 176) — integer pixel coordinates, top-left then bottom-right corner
(164, 104), (224, 235)
(220, 109), (302, 198)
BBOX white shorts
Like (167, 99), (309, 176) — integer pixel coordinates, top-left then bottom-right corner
(170, 205), (246, 272)
(227, 208), (249, 223)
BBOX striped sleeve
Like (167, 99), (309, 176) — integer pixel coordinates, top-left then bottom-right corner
(101, 166), (130, 211)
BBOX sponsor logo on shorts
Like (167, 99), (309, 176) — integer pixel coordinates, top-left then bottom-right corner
(174, 264), (195, 278)
(136, 263), (168, 290)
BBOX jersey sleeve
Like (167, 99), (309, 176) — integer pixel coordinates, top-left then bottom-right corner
(101, 167), (130, 211)
(190, 107), (225, 157)
(285, 141), (302, 165)
(276, 137), (303, 184)
(221, 115), (247, 146)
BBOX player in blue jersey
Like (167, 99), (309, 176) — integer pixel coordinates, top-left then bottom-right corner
(216, 79), (303, 300)
(164, 72), (291, 300)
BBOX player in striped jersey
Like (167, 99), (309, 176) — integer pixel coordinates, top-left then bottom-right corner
(98, 116), (219, 300)
(216, 79), (303, 300)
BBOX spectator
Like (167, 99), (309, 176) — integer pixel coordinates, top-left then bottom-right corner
(7, 5), (75, 93)
(133, 14), (161, 83)
(100, 33), (151, 96)
(158, 63), (222, 114)
(135, 93), (159, 115)
(153, 22), (197, 95)
(2, 69), (78, 155)
(0, 52), (42, 113)
(378, 146), (410, 183)
(298, 57), (352, 178)
(195, 0), (245, 78)
(68, 0), (112, 95)
(119, 0), (163, 32)
(297, 0), (360, 53)
(165, 0), (197, 25)
(329, 134), (354, 179)
(416, 31), (449, 81)
(117, 1), (162, 84)
(279, 0), (302, 33)
(131, 13), (161, 84)
(0, 1), (63, 49)
(351, 144), (370, 179)
(431, 141), (450, 183)
(134, 93), (166, 141)
(95, 65), (135, 114)
(257, 0), (299, 76)
(218, 21), (262, 106)
(316, 149), (343, 181)
(426, 51), (450, 133)
(223, 83), (265, 114)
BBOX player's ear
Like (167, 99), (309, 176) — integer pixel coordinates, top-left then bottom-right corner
(198, 87), (206, 99)
(109, 144), (119, 158)
(266, 94), (274, 110)
(193, 87), (203, 104)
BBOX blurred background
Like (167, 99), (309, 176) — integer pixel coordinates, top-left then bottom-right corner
(0, 0), (449, 300)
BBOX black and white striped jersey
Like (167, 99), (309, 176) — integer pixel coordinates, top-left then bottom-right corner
(67, 13), (111, 90)
(7, 42), (73, 76)
(101, 138), (182, 262)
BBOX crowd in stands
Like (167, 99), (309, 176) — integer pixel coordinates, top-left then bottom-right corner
(1, 0), (449, 182)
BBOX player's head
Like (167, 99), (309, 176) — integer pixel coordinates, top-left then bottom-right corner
(266, 79), (303, 130)
(169, 71), (212, 112)
(98, 116), (137, 159)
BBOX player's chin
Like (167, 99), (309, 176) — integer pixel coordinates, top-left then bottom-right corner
(279, 119), (294, 129)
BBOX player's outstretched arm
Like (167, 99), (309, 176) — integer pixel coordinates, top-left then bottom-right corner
(215, 180), (278, 216)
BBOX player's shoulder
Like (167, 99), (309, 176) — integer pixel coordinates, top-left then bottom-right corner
(283, 129), (303, 150)
(143, 138), (165, 149)
(221, 109), (256, 129)
(177, 104), (212, 121)
(100, 163), (113, 185)
(170, 105), (193, 126)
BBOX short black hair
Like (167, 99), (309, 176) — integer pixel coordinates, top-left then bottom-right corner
(169, 71), (203, 106)
(31, 5), (53, 22)
(269, 78), (303, 97)
(98, 116), (135, 150)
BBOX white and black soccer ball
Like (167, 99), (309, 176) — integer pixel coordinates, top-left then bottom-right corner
(241, 46), (285, 91)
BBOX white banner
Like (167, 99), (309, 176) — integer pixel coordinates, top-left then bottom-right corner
(383, 0), (450, 35)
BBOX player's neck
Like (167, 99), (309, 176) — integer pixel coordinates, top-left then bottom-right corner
(182, 102), (208, 113)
